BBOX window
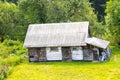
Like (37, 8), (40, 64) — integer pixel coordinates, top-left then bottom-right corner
(50, 47), (59, 52)
(72, 47), (81, 51)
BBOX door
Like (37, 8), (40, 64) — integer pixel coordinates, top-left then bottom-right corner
(93, 48), (99, 61)
(62, 47), (72, 61)
(83, 48), (93, 61)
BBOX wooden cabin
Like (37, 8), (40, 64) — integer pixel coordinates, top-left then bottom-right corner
(23, 22), (110, 62)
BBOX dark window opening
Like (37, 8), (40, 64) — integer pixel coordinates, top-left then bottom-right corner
(72, 47), (81, 51)
(50, 47), (59, 52)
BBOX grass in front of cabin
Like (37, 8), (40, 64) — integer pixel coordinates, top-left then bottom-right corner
(6, 57), (120, 80)
(5, 46), (120, 80)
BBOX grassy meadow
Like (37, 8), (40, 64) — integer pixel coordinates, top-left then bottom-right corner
(5, 46), (120, 80)
(0, 0), (120, 80)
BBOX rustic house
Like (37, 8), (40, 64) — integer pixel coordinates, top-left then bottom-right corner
(24, 22), (111, 62)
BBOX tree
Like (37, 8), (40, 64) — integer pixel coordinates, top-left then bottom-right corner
(18, 0), (102, 37)
(105, 0), (120, 45)
(65, 0), (103, 36)
(0, 0), (18, 4)
(0, 1), (17, 42)
(89, 0), (107, 22)
(18, 0), (69, 23)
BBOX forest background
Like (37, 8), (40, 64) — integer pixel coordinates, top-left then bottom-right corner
(0, 0), (120, 80)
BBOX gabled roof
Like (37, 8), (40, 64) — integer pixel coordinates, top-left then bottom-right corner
(24, 22), (89, 47)
(86, 37), (109, 49)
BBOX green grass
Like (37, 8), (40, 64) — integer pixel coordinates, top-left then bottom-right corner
(5, 62), (120, 80)
(5, 56), (120, 80)
(5, 46), (120, 80)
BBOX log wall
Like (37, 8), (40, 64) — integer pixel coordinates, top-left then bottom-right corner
(62, 47), (72, 61)
(28, 48), (46, 62)
(28, 46), (100, 62)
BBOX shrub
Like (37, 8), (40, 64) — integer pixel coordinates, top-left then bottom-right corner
(3, 56), (21, 66)
(2, 40), (21, 46)
(0, 39), (27, 58)
(0, 39), (27, 79)
(0, 64), (9, 80)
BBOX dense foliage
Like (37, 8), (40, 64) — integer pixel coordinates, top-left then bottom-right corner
(0, 0), (105, 42)
(105, 0), (120, 45)
(0, 40), (27, 80)
(18, 0), (103, 36)
(0, 2), (17, 41)
(0, 0), (119, 44)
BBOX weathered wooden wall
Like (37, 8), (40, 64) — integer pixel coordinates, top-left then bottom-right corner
(62, 47), (72, 61)
(28, 48), (46, 62)
(83, 48), (93, 61)
(28, 46), (100, 62)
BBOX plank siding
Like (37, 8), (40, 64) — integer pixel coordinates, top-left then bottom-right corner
(62, 47), (72, 61)
(28, 48), (46, 62)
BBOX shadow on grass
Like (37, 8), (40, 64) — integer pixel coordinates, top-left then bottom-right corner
(25, 61), (109, 67)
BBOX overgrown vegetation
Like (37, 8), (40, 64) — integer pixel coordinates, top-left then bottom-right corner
(104, 0), (120, 45)
(0, 64), (9, 80)
(0, 40), (27, 80)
